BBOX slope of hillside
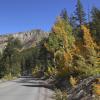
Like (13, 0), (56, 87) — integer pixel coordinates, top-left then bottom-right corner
(0, 29), (49, 53)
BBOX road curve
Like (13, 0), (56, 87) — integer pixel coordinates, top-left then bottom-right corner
(0, 77), (54, 100)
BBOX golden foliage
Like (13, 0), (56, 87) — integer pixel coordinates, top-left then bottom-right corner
(54, 50), (72, 72)
(64, 51), (72, 62)
(93, 78), (100, 96)
(32, 66), (41, 76)
(75, 40), (86, 56)
(70, 76), (78, 87)
(52, 17), (75, 50)
(46, 67), (58, 77)
(52, 17), (68, 50)
(54, 89), (67, 100)
(96, 57), (100, 64)
(81, 25), (96, 50)
(94, 85), (100, 96)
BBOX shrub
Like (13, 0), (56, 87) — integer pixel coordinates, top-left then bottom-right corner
(92, 78), (100, 96)
(53, 89), (67, 100)
(44, 66), (58, 78)
(70, 76), (78, 87)
(2, 73), (13, 80)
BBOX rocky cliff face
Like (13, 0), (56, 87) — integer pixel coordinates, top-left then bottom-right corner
(0, 29), (49, 53)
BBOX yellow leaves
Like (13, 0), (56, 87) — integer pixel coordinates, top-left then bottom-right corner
(94, 85), (100, 96)
(63, 51), (72, 62)
(52, 17), (66, 35)
(32, 66), (40, 76)
(97, 57), (100, 62)
(54, 50), (65, 69)
(81, 25), (99, 57)
(92, 78), (100, 96)
(54, 50), (74, 78)
(3, 73), (13, 80)
(46, 67), (58, 77)
(81, 25), (96, 49)
(45, 16), (76, 78)
(54, 50), (72, 70)
(52, 17), (68, 49)
(54, 89), (67, 100)
(70, 76), (78, 87)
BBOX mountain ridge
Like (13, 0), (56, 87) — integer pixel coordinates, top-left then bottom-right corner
(0, 29), (49, 53)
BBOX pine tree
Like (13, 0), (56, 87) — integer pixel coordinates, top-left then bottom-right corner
(70, 14), (77, 29)
(1, 37), (22, 76)
(75, 0), (86, 26)
(90, 7), (100, 44)
(60, 8), (69, 22)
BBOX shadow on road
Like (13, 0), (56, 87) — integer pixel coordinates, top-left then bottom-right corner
(13, 77), (54, 90)
(22, 84), (54, 90)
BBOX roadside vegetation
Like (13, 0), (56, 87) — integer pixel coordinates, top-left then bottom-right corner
(0, 0), (100, 99)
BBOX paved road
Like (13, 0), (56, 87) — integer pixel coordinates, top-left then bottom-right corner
(0, 77), (54, 100)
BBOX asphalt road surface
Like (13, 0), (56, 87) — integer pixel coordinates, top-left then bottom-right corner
(0, 77), (54, 100)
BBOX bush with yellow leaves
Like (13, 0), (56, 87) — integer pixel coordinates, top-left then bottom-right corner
(92, 78), (100, 96)
(53, 89), (67, 100)
(70, 76), (78, 87)
(44, 66), (58, 78)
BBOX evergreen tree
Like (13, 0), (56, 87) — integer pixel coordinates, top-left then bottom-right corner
(1, 37), (22, 76)
(75, 0), (86, 26)
(70, 14), (77, 29)
(60, 8), (69, 22)
(90, 7), (100, 44)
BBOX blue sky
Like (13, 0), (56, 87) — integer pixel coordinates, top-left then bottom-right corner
(0, 0), (100, 34)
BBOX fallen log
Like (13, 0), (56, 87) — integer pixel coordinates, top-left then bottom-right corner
(67, 75), (100, 100)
